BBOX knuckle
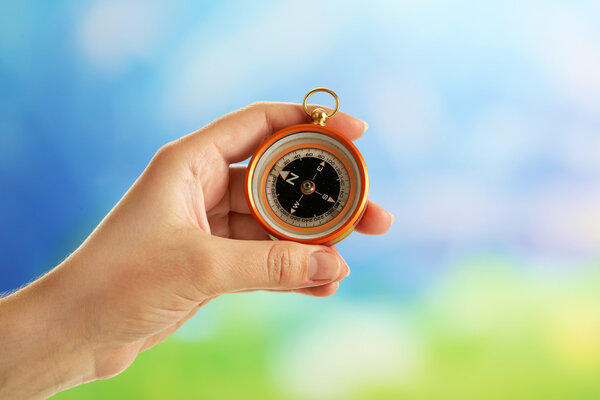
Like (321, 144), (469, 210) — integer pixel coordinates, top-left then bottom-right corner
(151, 142), (179, 165)
(241, 101), (275, 117)
(246, 101), (269, 110)
(266, 243), (294, 286)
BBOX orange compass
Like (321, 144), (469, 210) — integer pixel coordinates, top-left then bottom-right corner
(245, 88), (369, 245)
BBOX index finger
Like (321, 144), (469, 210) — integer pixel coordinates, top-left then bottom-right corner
(182, 102), (368, 164)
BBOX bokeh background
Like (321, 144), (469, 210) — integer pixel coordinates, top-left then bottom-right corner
(2, 0), (600, 398)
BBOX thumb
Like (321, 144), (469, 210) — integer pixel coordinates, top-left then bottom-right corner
(202, 236), (348, 294)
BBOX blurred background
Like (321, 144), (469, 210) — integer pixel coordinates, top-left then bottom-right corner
(2, 0), (600, 398)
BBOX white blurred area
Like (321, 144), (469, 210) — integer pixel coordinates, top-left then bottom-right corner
(271, 307), (421, 399)
(77, 0), (168, 71)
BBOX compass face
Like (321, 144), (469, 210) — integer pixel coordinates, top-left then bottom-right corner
(266, 149), (350, 228)
(247, 126), (368, 244)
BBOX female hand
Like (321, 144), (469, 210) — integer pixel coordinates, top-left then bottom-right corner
(0, 102), (393, 399)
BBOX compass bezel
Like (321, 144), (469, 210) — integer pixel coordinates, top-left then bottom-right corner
(245, 123), (369, 245)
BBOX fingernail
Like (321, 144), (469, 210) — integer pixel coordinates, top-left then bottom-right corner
(361, 120), (369, 132)
(309, 252), (341, 281)
(338, 254), (350, 278)
(388, 211), (395, 226)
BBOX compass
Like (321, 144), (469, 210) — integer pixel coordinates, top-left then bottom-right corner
(245, 88), (369, 245)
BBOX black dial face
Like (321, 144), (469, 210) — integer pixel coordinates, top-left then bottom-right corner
(265, 146), (351, 228)
(276, 157), (340, 218)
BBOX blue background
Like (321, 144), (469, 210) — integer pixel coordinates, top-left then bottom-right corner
(2, 1), (600, 398)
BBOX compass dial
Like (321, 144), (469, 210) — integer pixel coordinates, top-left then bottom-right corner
(266, 147), (351, 228)
(246, 125), (369, 244)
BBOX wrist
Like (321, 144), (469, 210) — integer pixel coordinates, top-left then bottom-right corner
(0, 261), (96, 399)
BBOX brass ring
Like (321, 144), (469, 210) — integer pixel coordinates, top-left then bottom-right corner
(302, 88), (339, 119)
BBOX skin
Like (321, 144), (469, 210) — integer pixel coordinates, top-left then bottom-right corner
(0, 102), (393, 399)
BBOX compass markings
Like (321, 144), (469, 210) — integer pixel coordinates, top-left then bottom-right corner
(279, 170), (299, 185)
(266, 149), (350, 228)
(279, 170), (290, 180)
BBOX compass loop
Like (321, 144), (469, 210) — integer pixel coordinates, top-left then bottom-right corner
(302, 88), (339, 125)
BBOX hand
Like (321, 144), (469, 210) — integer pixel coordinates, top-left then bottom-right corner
(0, 102), (393, 399)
